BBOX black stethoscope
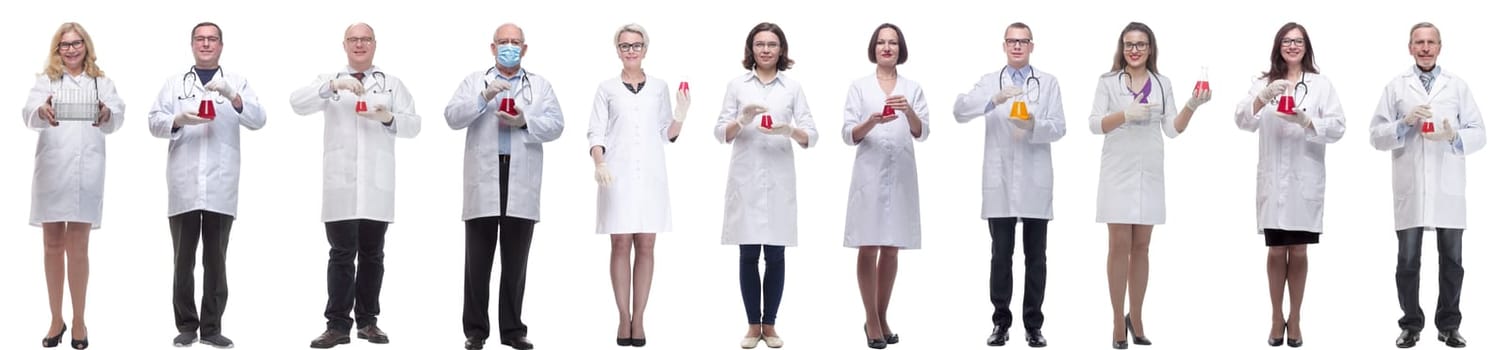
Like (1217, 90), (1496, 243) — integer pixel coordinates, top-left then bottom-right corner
(175, 66), (226, 102)
(998, 65), (1042, 103)
(483, 66), (534, 104)
(1277, 71), (1310, 107)
(1120, 70), (1169, 115)
(329, 70), (391, 101)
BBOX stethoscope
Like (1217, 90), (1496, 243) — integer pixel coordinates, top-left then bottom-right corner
(329, 70), (392, 101)
(998, 65), (1042, 103)
(175, 66), (226, 102)
(483, 66), (534, 104)
(1285, 71), (1310, 107)
(1120, 70), (1169, 115)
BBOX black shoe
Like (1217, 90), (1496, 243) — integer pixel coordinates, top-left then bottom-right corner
(70, 337), (88, 350)
(1026, 329), (1047, 348)
(1269, 321), (1285, 347)
(986, 324), (1008, 346)
(465, 336), (486, 350)
(173, 332), (196, 347)
(358, 325), (389, 344)
(1396, 329), (1421, 348)
(200, 334), (235, 349)
(1438, 329), (1466, 348)
(886, 333), (900, 345)
(500, 336), (534, 350)
(868, 338), (888, 349)
(629, 338), (646, 347)
(1112, 340), (1128, 349)
(310, 329), (351, 349)
(1286, 337), (1303, 347)
(616, 338), (631, 346)
(43, 324), (67, 348)
(1124, 314), (1152, 346)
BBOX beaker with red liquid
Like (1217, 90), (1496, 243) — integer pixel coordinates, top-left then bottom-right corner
(882, 105), (895, 117)
(1194, 66), (1211, 93)
(1276, 94), (1296, 115)
(499, 97), (517, 114)
(761, 114), (773, 129)
(198, 98), (217, 120)
(1421, 120), (1436, 133)
(355, 99), (368, 113)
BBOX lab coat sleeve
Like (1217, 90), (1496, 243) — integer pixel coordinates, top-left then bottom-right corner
(1159, 76), (1181, 139)
(386, 78), (420, 138)
(1234, 79), (1263, 133)
(841, 82), (864, 146)
(147, 77), (181, 140)
(521, 77), (564, 144)
(1369, 85), (1407, 151)
(235, 77), (267, 130)
(22, 75), (52, 130)
(93, 77), (125, 134)
(1089, 78), (1113, 135)
(588, 86), (610, 151)
(910, 84), (931, 142)
(1451, 82), (1486, 156)
(953, 73), (992, 123)
(1027, 76), (1067, 144)
(713, 81), (740, 144)
(791, 84), (817, 148)
(289, 74), (336, 116)
(1303, 83), (1345, 144)
(444, 73), (486, 130)
(660, 81), (675, 142)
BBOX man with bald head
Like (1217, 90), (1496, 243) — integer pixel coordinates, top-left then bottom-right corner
(443, 22), (563, 350)
(290, 22), (421, 349)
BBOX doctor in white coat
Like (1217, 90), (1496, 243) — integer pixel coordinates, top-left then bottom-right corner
(1087, 22), (1208, 350)
(291, 23), (420, 349)
(952, 22), (1065, 348)
(443, 23), (564, 350)
(1369, 22), (1483, 349)
(587, 24), (687, 348)
(843, 23), (929, 350)
(714, 22), (815, 349)
(1233, 22), (1346, 348)
(23, 22), (123, 349)
(146, 22), (266, 349)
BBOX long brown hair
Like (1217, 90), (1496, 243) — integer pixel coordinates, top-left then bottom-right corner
(1261, 22), (1318, 82)
(1110, 22), (1158, 75)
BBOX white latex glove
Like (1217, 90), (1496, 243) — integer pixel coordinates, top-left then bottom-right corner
(673, 89), (690, 122)
(1122, 101), (1159, 123)
(594, 162), (613, 187)
(174, 111), (211, 127)
(482, 78), (510, 101)
(1008, 115), (1034, 130)
(1257, 79), (1291, 102)
(498, 109), (526, 127)
(992, 85), (1025, 105)
(205, 79), (239, 101)
(330, 77), (365, 95)
(358, 104), (395, 124)
(1185, 89), (1211, 110)
(758, 123), (795, 137)
(1404, 105), (1431, 126)
(1276, 109), (1312, 128)
(738, 103), (767, 125)
(1423, 119), (1457, 142)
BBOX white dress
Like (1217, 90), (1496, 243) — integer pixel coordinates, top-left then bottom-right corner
(841, 74), (930, 249)
(22, 73), (125, 229)
(713, 72), (818, 246)
(588, 77), (674, 234)
(1088, 71), (1180, 225)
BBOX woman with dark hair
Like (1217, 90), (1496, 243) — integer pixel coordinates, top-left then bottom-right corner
(1234, 22), (1346, 348)
(1086, 22), (1210, 350)
(841, 23), (929, 350)
(712, 21), (816, 349)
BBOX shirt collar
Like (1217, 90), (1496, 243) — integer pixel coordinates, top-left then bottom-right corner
(744, 71), (784, 87)
(1413, 65), (1440, 80)
(1006, 64), (1032, 80)
(346, 65), (380, 76)
(492, 67), (526, 81)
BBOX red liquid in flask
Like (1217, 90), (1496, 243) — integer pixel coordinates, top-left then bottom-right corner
(761, 114), (773, 129)
(499, 98), (517, 114)
(355, 100), (368, 113)
(198, 99), (217, 119)
(678, 81), (689, 92)
(1276, 95), (1296, 115)
(882, 105), (895, 116)
(1421, 121), (1435, 133)
(1194, 81), (1210, 92)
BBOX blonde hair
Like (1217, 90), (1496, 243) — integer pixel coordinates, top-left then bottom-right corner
(44, 22), (105, 80)
(614, 23), (648, 47)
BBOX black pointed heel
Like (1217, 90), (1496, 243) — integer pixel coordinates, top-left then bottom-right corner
(71, 337), (89, 349)
(42, 324), (66, 348)
(1268, 321), (1286, 346)
(1124, 314), (1151, 346)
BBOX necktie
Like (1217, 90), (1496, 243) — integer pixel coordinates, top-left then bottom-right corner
(1012, 71), (1025, 87)
(1419, 74), (1432, 93)
(351, 72), (366, 82)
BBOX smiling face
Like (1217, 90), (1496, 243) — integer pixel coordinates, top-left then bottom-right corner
(617, 31), (646, 69)
(873, 27), (899, 66)
(1280, 28), (1307, 66)
(1003, 27), (1034, 68)
(1409, 26), (1440, 70)
(191, 25), (222, 67)
(752, 31), (781, 70)
(343, 24), (376, 68)
(1121, 30), (1150, 69)
(57, 31), (86, 71)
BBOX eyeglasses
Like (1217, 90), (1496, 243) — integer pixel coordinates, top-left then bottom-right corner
(1005, 38), (1033, 47)
(753, 41), (781, 50)
(1123, 42), (1150, 52)
(495, 39), (523, 46)
(193, 36), (221, 44)
(57, 40), (85, 51)
(345, 37), (376, 45)
(1281, 38), (1306, 47)
(617, 42), (645, 53)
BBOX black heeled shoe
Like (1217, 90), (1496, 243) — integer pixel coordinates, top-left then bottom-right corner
(616, 338), (632, 346)
(1112, 339), (1129, 349)
(1268, 321), (1285, 347)
(1286, 320), (1302, 347)
(863, 324), (886, 349)
(1124, 314), (1151, 346)
(71, 337), (89, 350)
(42, 324), (66, 348)
(629, 338), (646, 347)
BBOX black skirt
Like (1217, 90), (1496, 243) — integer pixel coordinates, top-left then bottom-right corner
(1264, 229), (1320, 246)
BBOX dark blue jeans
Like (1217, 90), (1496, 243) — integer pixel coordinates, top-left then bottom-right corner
(740, 245), (786, 324)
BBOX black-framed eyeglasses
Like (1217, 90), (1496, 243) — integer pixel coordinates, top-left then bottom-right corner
(345, 37), (375, 45)
(1123, 42), (1150, 52)
(617, 42), (645, 52)
(57, 40), (85, 51)
(1005, 38), (1033, 47)
(193, 36), (221, 44)
(1281, 38), (1306, 47)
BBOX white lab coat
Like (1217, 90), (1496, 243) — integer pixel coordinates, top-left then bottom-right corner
(444, 69), (564, 222)
(1089, 71), (1180, 225)
(22, 74), (125, 228)
(1369, 67), (1486, 231)
(713, 72), (818, 246)
(588, 76), (674, 234)
(147, 69), (268, 218)
(289, 66), (421, 223)
(1234, 74), (1347, 234)
(952, 66), (1067, 220)
(842, 74), (929, 249)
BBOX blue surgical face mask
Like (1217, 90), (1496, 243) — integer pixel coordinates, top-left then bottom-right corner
(497, 44), (522, 68)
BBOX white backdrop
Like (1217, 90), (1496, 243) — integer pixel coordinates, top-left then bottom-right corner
(1, 1), (1503, 349)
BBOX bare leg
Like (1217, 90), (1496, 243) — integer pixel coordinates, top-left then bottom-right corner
(876, 247), (899, 336)
(610, 235), (633, 339)
(1286, 245), (1309, 341)
(857, 246), (882, 340)
(630, 233), (656, 339)
(64, 222), (91, 340)
(1106, 224), (1133, 342)
(1127, 225), (1153, 338)
(1267, 246), (1287, 340)
(42, 223), (67, 337)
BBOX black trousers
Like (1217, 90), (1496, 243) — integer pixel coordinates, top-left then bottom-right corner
(988, 217), (1047, 330)
(463, 155), (537, 340)
(323, 219), (388, 332)
(170, 210), (234, 336)
(1396, 227), (1464, 331)
(739, 244), (785, 325)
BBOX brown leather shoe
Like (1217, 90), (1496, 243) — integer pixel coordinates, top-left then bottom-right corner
(357, 325), (389, 344)
(310, 329), (350, 349)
